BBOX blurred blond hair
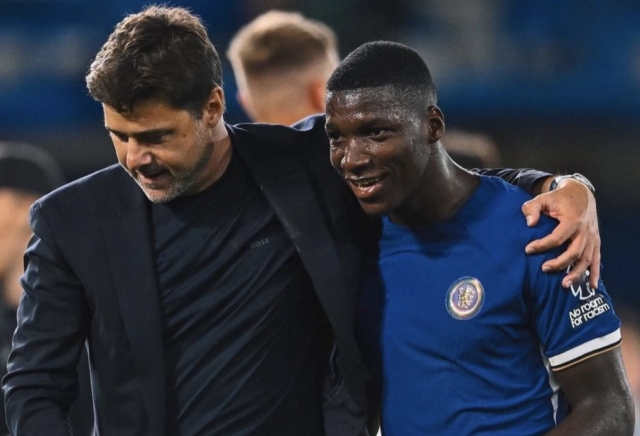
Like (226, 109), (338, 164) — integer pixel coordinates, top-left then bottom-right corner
(227, 10), (339, 125)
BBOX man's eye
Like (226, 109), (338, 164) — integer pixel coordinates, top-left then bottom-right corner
(144, 136), (164, 144)
(110, 132), (128, 142)
(370, 128), (386, 137)
(326, 131), (341, 141)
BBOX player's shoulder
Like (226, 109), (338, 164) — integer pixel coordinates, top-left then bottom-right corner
(478, 175), (557, 238)
(479, 175), (531, 205)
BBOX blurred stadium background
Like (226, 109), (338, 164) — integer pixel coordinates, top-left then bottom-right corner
(1, 0), (639, 307)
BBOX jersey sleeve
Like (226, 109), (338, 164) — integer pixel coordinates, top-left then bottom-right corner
(473, 168), (551, 195)
(525, 245), (621, 372)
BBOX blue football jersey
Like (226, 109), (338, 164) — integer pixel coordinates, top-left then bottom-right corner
(357, 176), (620, 436)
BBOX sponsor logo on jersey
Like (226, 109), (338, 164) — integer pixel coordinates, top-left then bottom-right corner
(567, 265), (595, 300)
(446, 277), (484, 320)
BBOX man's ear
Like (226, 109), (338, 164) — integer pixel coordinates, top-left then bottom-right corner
(308, 79), (327, 114)
(235, 89), (259, 122)
(427, 105), (445, 142)
(236, 90), (249, 113)
(202, 87), (225, 127)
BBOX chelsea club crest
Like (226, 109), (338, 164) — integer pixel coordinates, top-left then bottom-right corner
(446, 277), (485, 320)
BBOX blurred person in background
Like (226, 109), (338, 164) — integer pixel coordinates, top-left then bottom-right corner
(0, 142), (64, 315)
(443, 129), (503, 169)
(0, 142), (94, 436)
(227, 10), (339, 125)
(2, 5), (603, 436)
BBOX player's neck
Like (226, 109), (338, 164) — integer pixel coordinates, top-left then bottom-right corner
(390, 157), (479, 228)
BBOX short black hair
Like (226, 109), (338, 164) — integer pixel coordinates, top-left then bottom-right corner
(0, 142), (65, 196)
(327, 41), (437, 108)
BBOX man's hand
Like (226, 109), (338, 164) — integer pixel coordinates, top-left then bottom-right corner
(522, 178), (600, 289)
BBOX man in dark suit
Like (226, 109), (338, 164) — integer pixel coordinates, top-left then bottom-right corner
(2, 6), (601, 436)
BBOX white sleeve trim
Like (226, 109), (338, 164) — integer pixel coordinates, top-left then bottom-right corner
(548, 329), (621, 369)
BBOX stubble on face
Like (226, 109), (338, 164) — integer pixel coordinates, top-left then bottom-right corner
(105, 96), (231, 205)
(135, 122), (214, 203)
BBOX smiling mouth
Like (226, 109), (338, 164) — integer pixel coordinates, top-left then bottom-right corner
(349, 175), (385, 188)
(346, 175), (387, 201)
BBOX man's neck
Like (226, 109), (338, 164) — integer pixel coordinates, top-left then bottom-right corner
(389, 156), (480, 228)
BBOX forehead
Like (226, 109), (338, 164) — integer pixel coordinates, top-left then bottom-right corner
(326, 85), (411, 123)
(103, 99), (190, 131)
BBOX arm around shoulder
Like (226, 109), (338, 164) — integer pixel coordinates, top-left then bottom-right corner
(473, 167), (551, 194)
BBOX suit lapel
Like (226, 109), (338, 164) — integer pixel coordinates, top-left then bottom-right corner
(232, 132), (356, 344)
(101, 171), (165, 430)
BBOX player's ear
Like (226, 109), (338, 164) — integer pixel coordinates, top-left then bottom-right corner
(427, 105), (445, 142)
(308, 79), (327, 114)
(236, 90), (247, 111)
(236, 90), (259, 122)
(202, 87), (225, 127)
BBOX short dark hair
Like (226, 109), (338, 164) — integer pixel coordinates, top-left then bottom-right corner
(0, 142), (65, 196)
(86, 5), (222, 117)
(327, 41), (437, 110)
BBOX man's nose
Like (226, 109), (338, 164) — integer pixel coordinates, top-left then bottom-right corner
(125, 140), (153, 169)
(341, 139), (370, 172)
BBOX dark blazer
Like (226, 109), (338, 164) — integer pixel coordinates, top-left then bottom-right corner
(3, 116), (375, 436)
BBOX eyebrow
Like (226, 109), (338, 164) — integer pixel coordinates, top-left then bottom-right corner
(325, 117), (390, 131)
(105, 127), (175, 140)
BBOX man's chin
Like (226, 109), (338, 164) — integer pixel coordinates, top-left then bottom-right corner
(358, 200), (389, 217)
(142, 189), (178, 204)
(137, 181), (183, 204)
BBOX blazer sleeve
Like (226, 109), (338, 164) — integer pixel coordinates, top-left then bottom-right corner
(473, 168), (551, 195)
(2, 202), (90, 436)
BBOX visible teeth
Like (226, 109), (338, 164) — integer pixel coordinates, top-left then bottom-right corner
(352, 177), (382, 187)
